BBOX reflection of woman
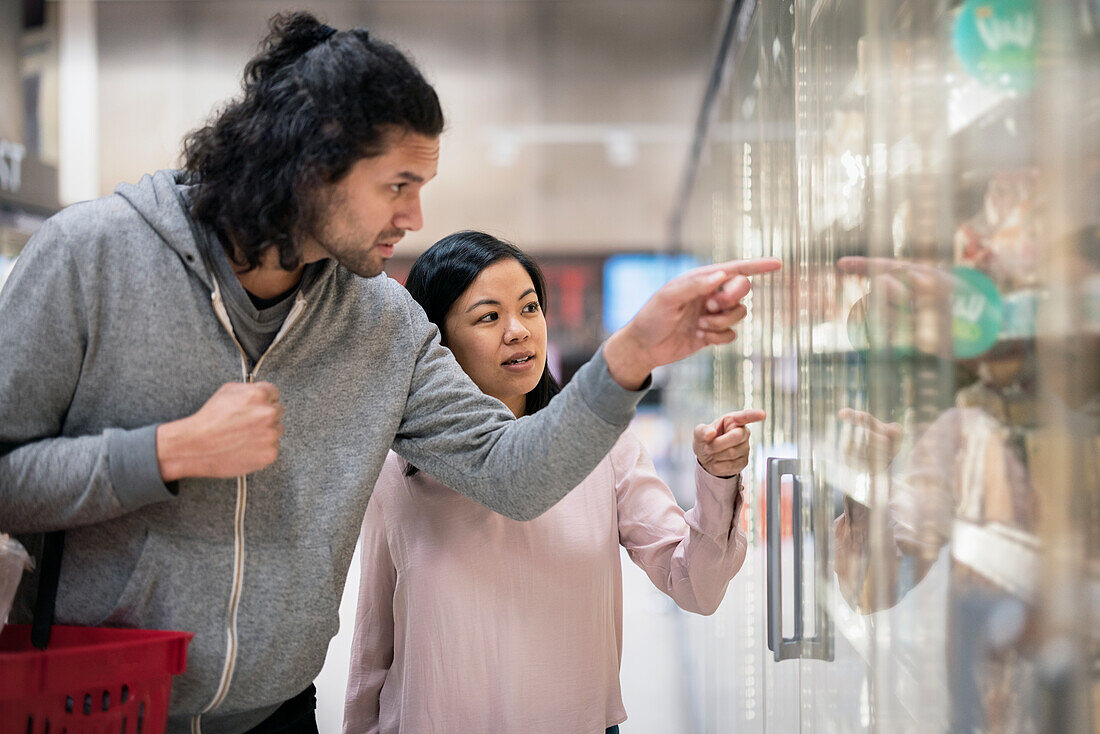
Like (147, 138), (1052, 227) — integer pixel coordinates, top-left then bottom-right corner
(343, 231), (759, 734)
(834, 227), (1100, 733)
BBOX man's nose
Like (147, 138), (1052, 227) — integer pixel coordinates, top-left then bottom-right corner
(394, 195), (424, 232)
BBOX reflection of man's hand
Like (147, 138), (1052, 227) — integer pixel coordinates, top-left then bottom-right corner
(838, 256), (956, 355)
(838, 407), (904, 473)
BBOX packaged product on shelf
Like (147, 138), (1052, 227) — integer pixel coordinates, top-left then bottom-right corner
(951, 402), (1037, 530)
(954, 170), (1040, 291)
(1000, 290), (1039, 339)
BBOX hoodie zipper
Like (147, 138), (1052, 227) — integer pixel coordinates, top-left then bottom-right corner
(192, 283), (307, 734)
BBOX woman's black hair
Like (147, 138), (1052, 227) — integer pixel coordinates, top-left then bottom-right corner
(403, 231), (561, 476)
(182, 11), (444, 271)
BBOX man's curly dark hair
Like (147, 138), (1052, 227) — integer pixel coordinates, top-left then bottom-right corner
(182, 11), (444, 271)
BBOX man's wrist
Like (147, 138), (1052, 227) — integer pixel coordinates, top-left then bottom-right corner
(156, 419), (194, 483)
(106, 425), (180, 508)
(603, 329), (654, 391)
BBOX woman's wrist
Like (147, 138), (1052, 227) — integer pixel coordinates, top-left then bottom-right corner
(696, 457), (743, 479)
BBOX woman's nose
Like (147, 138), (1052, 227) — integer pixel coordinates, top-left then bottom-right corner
(504, 319), (530, 343)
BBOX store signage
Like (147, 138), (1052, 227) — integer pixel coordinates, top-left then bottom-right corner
(0, 140), (27, 194)
(952, 266), (1004, 358)
(953, 0), (1037, 93)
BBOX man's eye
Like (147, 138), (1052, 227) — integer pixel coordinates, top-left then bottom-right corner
(389, 183), (406, 194)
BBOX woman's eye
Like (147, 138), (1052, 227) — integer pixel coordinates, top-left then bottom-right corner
(523, 302), (541, 313)
(477, 312), (498, 323)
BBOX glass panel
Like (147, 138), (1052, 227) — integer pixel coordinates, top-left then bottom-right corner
(797, 0), (881, 730)
(674, 2), (806, 730)
(676, 10), (777, 732)
(756, 0), (803, 729)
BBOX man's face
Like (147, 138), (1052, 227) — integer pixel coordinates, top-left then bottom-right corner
(301, 131), (440, 277)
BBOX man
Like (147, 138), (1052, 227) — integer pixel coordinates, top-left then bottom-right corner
(0, 12), (780, 734)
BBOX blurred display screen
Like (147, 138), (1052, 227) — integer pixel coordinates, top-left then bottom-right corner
(602, 253), (700, 333)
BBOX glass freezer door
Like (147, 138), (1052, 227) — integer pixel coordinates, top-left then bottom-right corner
(791, 0), (1100, 732)
(676, 1), (1097, 731)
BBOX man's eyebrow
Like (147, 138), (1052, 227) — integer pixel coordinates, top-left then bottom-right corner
(395, 171), (425, 183)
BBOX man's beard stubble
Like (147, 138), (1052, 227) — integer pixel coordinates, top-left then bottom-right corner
(310, 222), (403, 279)
(302, 186), (400, 278)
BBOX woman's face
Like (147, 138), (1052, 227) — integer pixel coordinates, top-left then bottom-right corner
(443, 258), (548, 418)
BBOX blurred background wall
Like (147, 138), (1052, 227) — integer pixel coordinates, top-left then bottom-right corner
(38, 0), (722, 254)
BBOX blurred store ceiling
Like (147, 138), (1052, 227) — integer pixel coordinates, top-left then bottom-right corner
(89, 0), (723, 255)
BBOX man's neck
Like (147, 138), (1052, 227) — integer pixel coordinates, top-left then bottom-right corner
(232, 246), (307, 299)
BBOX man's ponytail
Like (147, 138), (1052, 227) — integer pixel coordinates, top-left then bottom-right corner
(243, 12), (341, 87)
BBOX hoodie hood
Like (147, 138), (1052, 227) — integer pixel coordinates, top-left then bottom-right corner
(114, 169), (214, 288)
(113, 169), (338, 299)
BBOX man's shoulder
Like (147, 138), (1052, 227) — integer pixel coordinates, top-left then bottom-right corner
(333, 270), (420, 318)
(35, 170), (196, 260)
(349, 271), (413, 299)
(17, 195), (142, 269)
(48, 192), (142, 232)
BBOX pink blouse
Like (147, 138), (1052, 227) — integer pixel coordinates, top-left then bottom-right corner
(343, 431), (747, 734)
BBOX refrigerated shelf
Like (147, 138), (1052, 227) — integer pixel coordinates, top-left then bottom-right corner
(952, 519), (1100, 633)
(951, 519), (1038, 600)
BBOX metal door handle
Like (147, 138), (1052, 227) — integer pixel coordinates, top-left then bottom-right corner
(766, 456), (833, 662)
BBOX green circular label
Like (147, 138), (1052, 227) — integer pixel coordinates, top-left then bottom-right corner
(952, 266), (1004, 358)
(953, 0), (1037, 93)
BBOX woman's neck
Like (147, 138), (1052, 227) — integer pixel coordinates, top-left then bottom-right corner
(501, 394), (526, 419)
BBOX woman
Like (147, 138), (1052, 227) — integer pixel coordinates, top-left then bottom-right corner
(344, 231), (761, 733)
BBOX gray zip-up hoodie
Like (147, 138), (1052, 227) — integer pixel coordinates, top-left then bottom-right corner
(0, 171), (646, 733)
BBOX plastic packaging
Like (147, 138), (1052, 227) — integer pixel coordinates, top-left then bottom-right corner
(0, 534), (33, 635)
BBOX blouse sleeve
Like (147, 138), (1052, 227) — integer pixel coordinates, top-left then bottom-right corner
(613, 432), (748, 615)
(343, 470), (399, 734)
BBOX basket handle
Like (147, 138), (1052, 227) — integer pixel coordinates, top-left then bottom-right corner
(31, 530), (65, 650)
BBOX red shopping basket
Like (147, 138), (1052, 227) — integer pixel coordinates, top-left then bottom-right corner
(0, 531), (193, 733)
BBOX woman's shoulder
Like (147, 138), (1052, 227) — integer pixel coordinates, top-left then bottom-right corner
(376, 450), (408, 491)
(611, 428), (644, 453)
(377, 451), (455, 499)
(605, 429), (649, 473)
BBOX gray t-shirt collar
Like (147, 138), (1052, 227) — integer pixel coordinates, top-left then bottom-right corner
(195, 224), (323, 364)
